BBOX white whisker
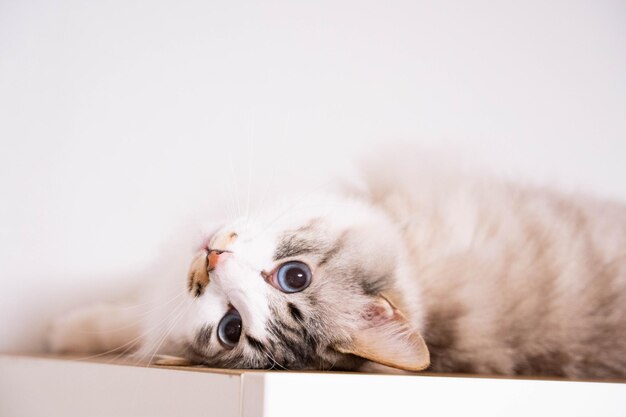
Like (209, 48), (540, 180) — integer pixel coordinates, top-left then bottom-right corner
(75, 292), (186, 335)
(226, 147), (242, 218)
(64, 297), (188, 364)
(245, 111), (255, 222)
(143, 299), (194, 367)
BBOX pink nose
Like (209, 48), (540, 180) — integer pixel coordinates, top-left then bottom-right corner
(207, 250), (226, 271)
(207, 232), (238, 271)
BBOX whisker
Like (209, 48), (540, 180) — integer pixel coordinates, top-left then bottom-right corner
(106, 297), (191, 365)
(66, 298), (189, 364)
(256, 160), (277, 215)
(226, 147), (242, 218)
(143, 300), (195, 367)
(75, 293), (186, 335)
(132, 310), (187, 366)
(245, 112), (255, 222)
(261, 347), (287, 370)
(125, 299), (193, 417)
(109, 291), (183, 311)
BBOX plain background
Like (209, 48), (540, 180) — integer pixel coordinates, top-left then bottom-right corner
(1, 0), (625, 353)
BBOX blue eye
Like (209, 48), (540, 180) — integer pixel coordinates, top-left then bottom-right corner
(217, 309), (242, 349)
(276, 261), (312, 293)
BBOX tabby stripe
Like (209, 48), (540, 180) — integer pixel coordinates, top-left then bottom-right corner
(273, 236), (325, 261)
(287, 302), (304, 322)
(195, 324), (213, 347)
(270, 319), (308, 362)
(246, 335), (267, 352)
(318, 236), (345, 266)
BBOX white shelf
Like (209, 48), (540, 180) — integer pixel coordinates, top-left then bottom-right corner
(0, 354), (624, 417)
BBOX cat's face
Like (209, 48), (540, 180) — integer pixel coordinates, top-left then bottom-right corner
(177, 194), (430, 371)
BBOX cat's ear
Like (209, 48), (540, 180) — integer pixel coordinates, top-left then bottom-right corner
(337, 295), (430, 372)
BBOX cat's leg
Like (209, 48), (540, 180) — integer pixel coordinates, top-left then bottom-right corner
(48, 302), (143, 355)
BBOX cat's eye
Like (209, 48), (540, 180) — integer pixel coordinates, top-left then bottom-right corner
(217, 309), (242, 349)
(275, 261), (312, 293)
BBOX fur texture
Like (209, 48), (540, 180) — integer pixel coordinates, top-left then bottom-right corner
(49, 159), (626, 378)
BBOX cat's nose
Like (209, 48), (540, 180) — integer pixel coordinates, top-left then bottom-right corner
(207, 232), (238, 271)
(207, 249), (228, 271)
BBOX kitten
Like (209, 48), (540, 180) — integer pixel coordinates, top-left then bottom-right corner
(49, 159), (626, 378)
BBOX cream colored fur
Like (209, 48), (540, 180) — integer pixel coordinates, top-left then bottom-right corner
(358, 157), (626, 376)
(49, 155), (626, 378)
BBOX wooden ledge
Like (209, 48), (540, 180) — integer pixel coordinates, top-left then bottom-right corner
(0, 354), (624, 417)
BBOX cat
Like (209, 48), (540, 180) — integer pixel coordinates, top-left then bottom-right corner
(48, 156), (626, 379)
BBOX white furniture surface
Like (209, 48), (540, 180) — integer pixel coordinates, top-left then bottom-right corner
(1, 354), (624, 417)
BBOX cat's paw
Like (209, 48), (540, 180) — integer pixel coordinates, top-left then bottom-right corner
(48, 303), (139, 354)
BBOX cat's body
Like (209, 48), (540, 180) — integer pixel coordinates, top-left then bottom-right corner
(359, 162), (626, 377)
(49, 159), (626, 379)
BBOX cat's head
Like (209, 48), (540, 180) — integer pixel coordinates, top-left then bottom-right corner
(174, 194), (429, 372)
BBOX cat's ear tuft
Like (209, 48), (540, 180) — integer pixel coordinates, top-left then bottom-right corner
(337, 295), (430, 372)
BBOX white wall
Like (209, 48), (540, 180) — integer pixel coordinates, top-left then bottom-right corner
(1, 0), (625, 352)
